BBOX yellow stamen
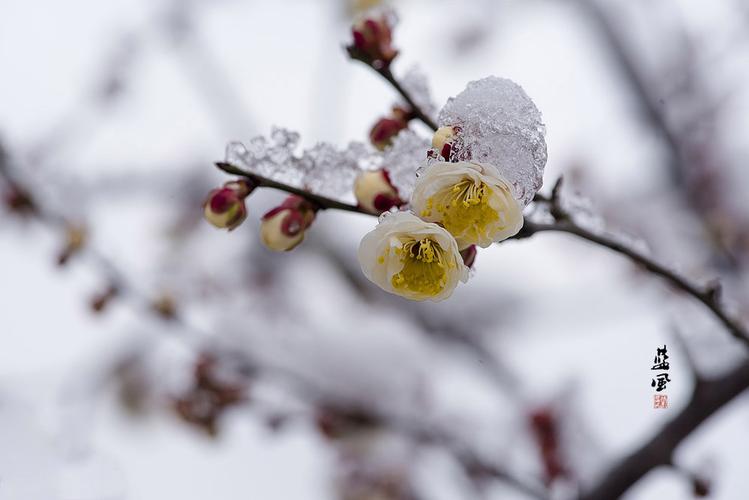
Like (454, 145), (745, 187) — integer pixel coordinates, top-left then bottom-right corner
(427, 178), (508, 244)
(390, 238), (450, 297)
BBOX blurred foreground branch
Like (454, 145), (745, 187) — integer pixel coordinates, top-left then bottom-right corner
(575, 0), (745, 268)
(1, 146), (545, 500)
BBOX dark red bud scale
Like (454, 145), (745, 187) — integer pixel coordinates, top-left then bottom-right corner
(373, 193), (399, 212)
(460, 245), (477, 268)
(209, 189), (235, 213)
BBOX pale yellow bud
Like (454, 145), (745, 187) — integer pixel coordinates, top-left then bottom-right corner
(354, 170), (401, 214)
(432, 126), (458, 157)
(260, 195), (316, 252)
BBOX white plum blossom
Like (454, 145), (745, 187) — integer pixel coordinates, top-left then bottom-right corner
(410, 161), (523, 249)
(358, 212), (468, 301)
(224, 76), (546, 299)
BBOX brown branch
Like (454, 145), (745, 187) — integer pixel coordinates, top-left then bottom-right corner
(1, 154), (202, 334)
(573, 0), (683, 184)
(346, 49), (439, 131)
(384, 414), (548, 500)
(376, 66), (439, 131)
(216, 161), (548, 214)
(265, 364), (548, 500)
(574, 0), (742, 268)
(215, 161), (368, 215)
(521, 219), (749, 348)
(216, 161), (749, 350)
(578, 357), (749, 500)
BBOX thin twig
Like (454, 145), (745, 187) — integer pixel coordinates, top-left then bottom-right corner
(215, 161), (368, 215)
(346, 46), (438, 131)
(217, 161), (548, 213)
(376, 66), (439, 131)
(574, 0), (741, 268)
(1, 156), (203, 338)
(268, 365), (548, 500)
(216, 158), (749, 350)
(523, 219), (749, 349)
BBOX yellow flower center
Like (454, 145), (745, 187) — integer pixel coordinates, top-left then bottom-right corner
(420, 179), (501, 244)
(389, 238), (452, 297)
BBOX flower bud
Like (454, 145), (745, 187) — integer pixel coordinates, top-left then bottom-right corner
(3, 186), (35, 216)
(57, 224), (86, 266)
(370, 118), (405, 150)
(354, 169), (402, 214)
(260, 195), (317, 252)
(369, 106), (413, 150)
(431, 125), (461, 161)
(152, 293), (177, 320)
(460, 245), (477, 268)
(348, 14), (397, 68)
(203, 180), (253, 231)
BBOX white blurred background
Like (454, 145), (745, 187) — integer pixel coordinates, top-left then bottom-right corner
(1, 0), (748, 499)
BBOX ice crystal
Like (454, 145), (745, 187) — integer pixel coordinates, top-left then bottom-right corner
(225, 127), (428, 204)
(225, 128), (376, 203)
(436, 76), (547, 205)
(224, 77), (547, 207)
(400, 66), (437, 120)
(380, 129), (430, 198)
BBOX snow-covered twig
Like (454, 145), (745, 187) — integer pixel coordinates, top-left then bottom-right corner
(520, 180), (749, 349)
(215, 155), (749, 350)
(373, 66), (439, 131)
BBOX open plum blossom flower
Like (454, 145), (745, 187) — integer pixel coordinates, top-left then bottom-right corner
(410, 161), (523, 249)
(358, 212), (468, 301)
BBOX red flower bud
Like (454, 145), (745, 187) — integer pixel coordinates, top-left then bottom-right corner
(203, 180), (254, 231)
(152, 293), (177, 320)
(529, 406), (567, 484)
(3, 187), (36, 216)
(260, 195), (317, 252)
(370, 118), (406, 150)
(369, 107), (413, 150)
(90, 284), (119, 314)
(348, 15), (398, 68)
